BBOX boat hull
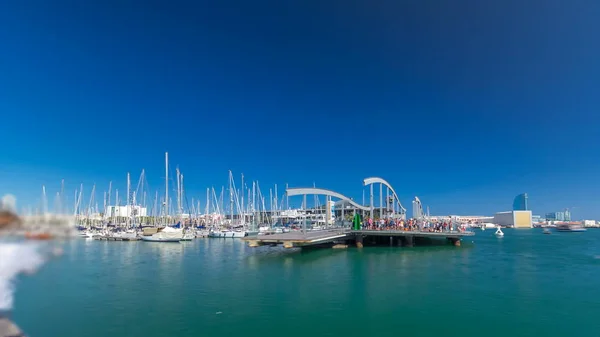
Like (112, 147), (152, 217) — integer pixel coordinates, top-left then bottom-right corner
(208, 231), (246, 238)
(141, 236), (180, 242)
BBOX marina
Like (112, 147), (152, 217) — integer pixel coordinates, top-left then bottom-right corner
(2, 2), (598, 336)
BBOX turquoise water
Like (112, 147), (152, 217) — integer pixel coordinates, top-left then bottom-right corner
(12, 229), (600, 337)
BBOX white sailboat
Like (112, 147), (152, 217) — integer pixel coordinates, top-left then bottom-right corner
(181, 228), (195, 241)
(141, 226), (183, 242)
(141, 152), (183, 243)
(208, 171), (247, 238)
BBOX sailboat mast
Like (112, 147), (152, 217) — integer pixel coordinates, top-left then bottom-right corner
(229, 171), (234, 226)
(165, 152), (169, 221)
(181, 173), (184, 221)
(126, 172), (130, 227)
(285, 183), (289, 210)
(241, 173), (244, 225)
(205, 188), (210, 215)
(274, 184), (278, 213)
(154, 191), (158, 223)
(176, 167), (181, 219)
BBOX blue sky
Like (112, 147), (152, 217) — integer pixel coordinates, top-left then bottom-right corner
(1, 1), (599, 219)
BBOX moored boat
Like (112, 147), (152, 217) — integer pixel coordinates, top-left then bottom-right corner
(208, 229), (246, 238)
(141, 226), (183, 242)
(180, 229), (195, 241)
(556, 223), (586, 232)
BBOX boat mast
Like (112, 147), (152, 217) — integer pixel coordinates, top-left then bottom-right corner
(241, 173), (244, 225)
(165, 152), (169, 224)
(181, 173), (184, 223)
(153, 191), (158, 226)
(103, 191), (107, 222)
(229, 171), (234, 226)
(274, 184), (278, 214)
(252, 181), (256, 229)
(126, 172), (130, 228)
(205, 187), (210, 221)
(107, 181), (112, 224)
(176, 167), (181, 222)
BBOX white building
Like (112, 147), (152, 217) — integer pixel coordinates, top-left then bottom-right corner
(106, 205), (147, 218)
(412, 197), (424, 219)
(493, 210), (532, 228)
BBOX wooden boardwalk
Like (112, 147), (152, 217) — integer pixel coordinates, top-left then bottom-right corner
(243, 229), (351, 248)
(243, 228), (474, 248)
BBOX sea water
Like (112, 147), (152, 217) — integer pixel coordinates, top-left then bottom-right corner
(11, 229), (600, 337)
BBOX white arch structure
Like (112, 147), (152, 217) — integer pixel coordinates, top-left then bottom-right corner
(286, 187), (370, 211)
(363, 177), (406, 216)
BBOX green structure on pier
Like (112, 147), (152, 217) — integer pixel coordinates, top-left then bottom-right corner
(352, 213), (362, 230)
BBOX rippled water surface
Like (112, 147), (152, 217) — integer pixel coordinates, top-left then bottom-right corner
(13, 229), (600, 337)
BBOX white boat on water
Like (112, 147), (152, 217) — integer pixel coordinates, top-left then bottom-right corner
(180, 230), (195, 241)
(114, 230), (138, 240)
(141, 153), (182, 242)
(495, 226), (504, 237)
(79, 230), (101, 239)
(208, 229), (246, 238)
(141, 226), (183, 242)
(195, 229), (210, 238)
(556, 223), (587, 232)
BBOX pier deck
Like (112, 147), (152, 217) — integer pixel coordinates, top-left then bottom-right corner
(353, 229), (474, 238)
(244, 229), (474, 248)
(243, 229), (351, 248)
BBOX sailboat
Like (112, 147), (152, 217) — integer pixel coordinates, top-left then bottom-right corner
(208, 171), (247, 238)
(141, 152), (183, 243)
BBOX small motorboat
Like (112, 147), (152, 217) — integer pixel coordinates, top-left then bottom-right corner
(494, 226), (504, 237)
(543, 228), (551, 235)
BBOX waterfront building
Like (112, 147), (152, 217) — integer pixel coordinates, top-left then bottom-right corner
(412, 197), (424, 220)
(105, 205), (147, 218)
(493, 210), (533, 228)
(545, 210), (571, 222)
(512, 193), (529, 211)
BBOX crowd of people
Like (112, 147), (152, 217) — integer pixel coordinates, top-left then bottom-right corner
(358, 216), (466, 232)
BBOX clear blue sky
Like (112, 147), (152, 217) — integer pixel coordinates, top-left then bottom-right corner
(1, 1), (599, 219)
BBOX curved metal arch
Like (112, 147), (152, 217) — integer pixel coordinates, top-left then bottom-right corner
(286, 187), (370, 211)
(363, 177), (406, 212)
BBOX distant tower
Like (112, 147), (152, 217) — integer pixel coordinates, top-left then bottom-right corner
(512, 193), (528, 211)
(412, 197), (423, 219)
